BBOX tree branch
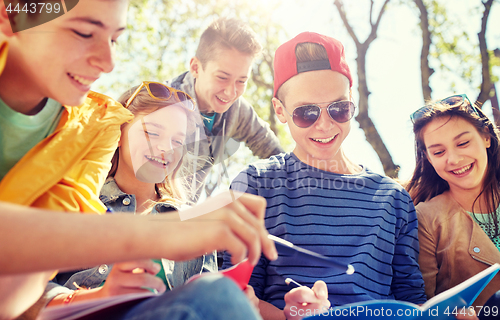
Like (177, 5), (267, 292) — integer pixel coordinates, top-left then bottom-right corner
(491, 84), (500, 128)
(369, 0), (375, 28)
(414, 0), (434, 101)
(366, 0), (390, 45)
(334, 0), (360, 46)
(476, 0), (494, 106)
(334, 0), (399, 177)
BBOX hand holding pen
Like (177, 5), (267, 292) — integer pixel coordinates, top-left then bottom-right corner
(283, 279), (331, 320)
(269, 235), (350, 319)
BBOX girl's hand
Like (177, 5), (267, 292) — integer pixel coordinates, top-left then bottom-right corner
(283, 280), (330, 320)
(97, 259), (165, 298)
(47, 260), (164, 306)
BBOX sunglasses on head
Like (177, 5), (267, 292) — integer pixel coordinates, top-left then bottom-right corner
(280, 100), (356, 128)
(410, 94), (479, 123)
(125, 81), (196, 111)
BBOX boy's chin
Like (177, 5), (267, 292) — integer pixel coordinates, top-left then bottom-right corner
(57, 92), (88, 107)
(209, 99), (234, 114)
(211, 105), (231, 114)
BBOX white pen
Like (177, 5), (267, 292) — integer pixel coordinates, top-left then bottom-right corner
(285, 277), (303, 288)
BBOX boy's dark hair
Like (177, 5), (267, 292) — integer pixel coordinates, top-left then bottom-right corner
(195, 17), (262, 67)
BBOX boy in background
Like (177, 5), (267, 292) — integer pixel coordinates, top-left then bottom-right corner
(167, 17), (283, 199)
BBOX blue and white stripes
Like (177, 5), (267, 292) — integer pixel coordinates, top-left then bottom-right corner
(223, 152), (426, 309)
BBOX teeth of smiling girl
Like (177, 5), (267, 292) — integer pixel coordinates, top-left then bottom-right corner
(70, 74), (94, 86)
(146, 155), (168, 165)
(452, 164), (472, 175)
(312, 136), (335, 143)
(217, 96), (229, 103)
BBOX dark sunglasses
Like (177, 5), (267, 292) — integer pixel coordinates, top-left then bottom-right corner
(125, 81), (195, 111)
(410, 94), (478, 123)
(281, 100), (356, 128)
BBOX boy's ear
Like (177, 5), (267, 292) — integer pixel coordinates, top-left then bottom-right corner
(0, 2), (15, 37)
(189, 57), (201, 78)
(0, 1), (35, 36)
(272, 97), (287, 124)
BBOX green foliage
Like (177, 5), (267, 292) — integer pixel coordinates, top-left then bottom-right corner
(420, 0), (498, 89)
(96, 0), (294, 148)
(95, 0), (295, 195)
(426, 1), (474, 84)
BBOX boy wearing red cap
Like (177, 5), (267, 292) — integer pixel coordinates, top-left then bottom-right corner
(223, 32), (426, 319)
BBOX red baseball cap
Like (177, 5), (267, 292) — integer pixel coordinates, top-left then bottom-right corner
(273, 32), (352, 97)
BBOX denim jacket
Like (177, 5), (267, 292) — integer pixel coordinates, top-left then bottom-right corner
(54, 178), (217, 292)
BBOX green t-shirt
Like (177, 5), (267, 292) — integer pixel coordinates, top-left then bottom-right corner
(0, 97), (63, 180)
(468, 207), (500, 251)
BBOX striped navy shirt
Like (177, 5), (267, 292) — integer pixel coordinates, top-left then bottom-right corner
(223, 153), (426, 309)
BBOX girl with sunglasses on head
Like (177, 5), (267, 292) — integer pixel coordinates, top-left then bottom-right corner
(406, 95), (500, 319)
(40, 83), (260, 316)
(109, 82), (199, 213)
